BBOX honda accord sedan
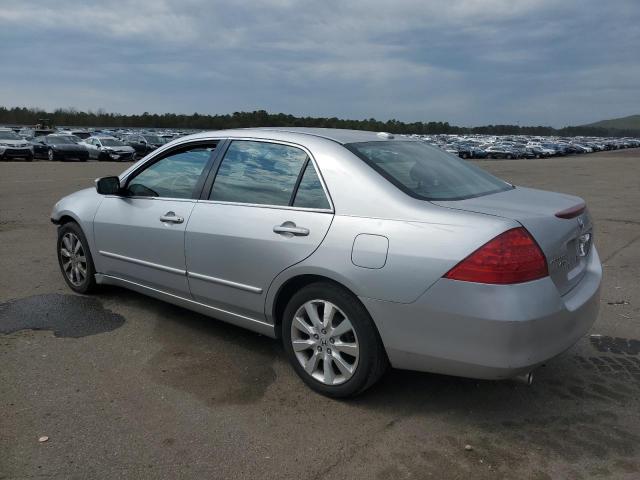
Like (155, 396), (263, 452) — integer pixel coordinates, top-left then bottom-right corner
(51, 128), (601, 397)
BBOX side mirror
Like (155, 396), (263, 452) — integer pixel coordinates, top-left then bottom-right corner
(95, 176), (121, 195)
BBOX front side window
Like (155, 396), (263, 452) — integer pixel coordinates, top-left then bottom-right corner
(126, 144), (215, 198)
(210, 140), (308, 206)
(101, 138), (124, 147)
(346, 141), (512, 201)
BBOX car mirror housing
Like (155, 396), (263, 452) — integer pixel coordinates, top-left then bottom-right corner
(95, 176), (121, 195)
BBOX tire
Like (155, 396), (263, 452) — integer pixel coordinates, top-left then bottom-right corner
(282, 282), (388, 398)
(47, 148), (55, 161)
(57, 222), (97, 294)
(27, 153), (34, 161)
(506, 154), (512, 159)
(132, 153), (138, 161)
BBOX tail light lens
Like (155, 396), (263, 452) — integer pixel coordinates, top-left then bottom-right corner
(444, 227), (548, 284)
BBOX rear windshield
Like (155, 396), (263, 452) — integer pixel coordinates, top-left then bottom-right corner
(346, 141), (513, 201)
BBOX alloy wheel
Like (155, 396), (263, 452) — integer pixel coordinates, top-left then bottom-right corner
(60, 232), (87, 286)
(290, 299), (360, 386)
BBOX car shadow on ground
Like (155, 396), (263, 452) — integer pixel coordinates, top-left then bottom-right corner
(96, 285), (639, 416)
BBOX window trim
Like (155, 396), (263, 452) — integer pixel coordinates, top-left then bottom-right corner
(120, 140), (220, 201)
(202, 137), (334, 213)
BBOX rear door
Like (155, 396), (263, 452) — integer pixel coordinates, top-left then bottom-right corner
(185, 139), (333, 320)
(93, 141), (217, 296)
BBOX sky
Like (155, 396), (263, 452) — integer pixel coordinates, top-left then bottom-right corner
(1, 0), (639, 127)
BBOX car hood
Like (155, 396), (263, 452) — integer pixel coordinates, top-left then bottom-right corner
(51, 143), (88, 151)
(433, 186), (593, 295)
(0, 139), (31, 147)
(104, 146), (135, 153)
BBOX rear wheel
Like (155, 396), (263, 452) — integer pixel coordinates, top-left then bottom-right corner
(282, 282), (387, 398)
(57, 222), (97, 294)
(47, 149), (55, 161)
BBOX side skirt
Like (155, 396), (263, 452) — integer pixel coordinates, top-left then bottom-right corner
(95, 273), (277, 338)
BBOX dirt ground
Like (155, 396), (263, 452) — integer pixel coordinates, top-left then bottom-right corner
(1, 149), (639, 479)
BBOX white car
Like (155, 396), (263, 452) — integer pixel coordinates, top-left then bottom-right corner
(0, 128), (33, 161)
(82, 136), (137, 161)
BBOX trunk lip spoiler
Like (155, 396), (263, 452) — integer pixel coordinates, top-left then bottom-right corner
(555, 202), (586, 219)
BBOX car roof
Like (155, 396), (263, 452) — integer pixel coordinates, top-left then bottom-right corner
(188, 127), (406, 145)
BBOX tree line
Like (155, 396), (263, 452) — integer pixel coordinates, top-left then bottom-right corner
(0, 106), (637, 137)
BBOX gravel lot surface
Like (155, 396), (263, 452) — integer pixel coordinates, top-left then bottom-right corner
(1, 150), (639, 479)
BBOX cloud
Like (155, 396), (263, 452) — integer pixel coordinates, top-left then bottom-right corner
(1, 0), (638, 126)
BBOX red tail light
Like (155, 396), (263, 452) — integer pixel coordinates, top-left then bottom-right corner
(444, 227), (548, 284)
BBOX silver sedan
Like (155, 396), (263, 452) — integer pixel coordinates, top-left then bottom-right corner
(51, 128), (601, 397)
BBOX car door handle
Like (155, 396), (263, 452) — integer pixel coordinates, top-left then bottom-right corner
(273, 224), (309, 236)
(160, 211), (184, 224)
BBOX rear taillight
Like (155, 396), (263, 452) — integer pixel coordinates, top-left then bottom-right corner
(444, 227), (548, 284)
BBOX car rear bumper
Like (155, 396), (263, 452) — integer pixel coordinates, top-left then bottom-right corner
(361, 246), (602, 380)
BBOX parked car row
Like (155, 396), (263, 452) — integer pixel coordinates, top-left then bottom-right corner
(0, 126), (194, 162)
(2, 126), (639, 162)
(412, 134), (640, 159)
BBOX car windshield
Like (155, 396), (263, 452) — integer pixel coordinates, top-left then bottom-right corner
(143, 135), (162, 143)
(100, 138), (125, 146)
(346, 141), (512, 201)
(49, 136), (74, 144)
(0, 130), (21, 140)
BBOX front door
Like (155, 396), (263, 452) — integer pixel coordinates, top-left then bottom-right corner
(185, 140), (334, 320)
(93, 142), (217, 296)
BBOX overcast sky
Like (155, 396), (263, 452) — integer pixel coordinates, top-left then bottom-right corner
(1, 0), (638, 126)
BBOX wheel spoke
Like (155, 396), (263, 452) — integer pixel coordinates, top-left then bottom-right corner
(322, 302), (336, 329)
(73, 238), (82, 253)
(60, 248), (71, 258)
(330, 318), (353, 338)
(304, 302), (323, 330)
(62, 236), (72, 252)
(304, 351), (320, 374)
(323, 354), (336, 384)
(332, 353), (355, 379)
(333, 340), (359, 357)
(292, 339), (315, 352)
(77, 263), (87, 278)
(62, 259), (72, 271)
(293, 316), (314, 336)
(76, 255), (86, 265)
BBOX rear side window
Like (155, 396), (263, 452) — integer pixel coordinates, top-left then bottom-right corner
(210, 140), (308, 206)
(346, 141), (512, 201)
(293, 162), (330, 209)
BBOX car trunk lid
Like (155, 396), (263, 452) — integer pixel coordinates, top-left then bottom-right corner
(433, 186), (593, 295)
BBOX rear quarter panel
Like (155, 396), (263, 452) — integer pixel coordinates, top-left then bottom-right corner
(265, 208), (519, 320)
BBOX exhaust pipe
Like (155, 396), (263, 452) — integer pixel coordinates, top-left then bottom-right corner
(513, 371), (534, 385)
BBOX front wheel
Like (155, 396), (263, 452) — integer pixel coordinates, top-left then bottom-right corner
(57, 222), (97, 294)
(47, 149), (55, 161)
(282, 282), (387, 398)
